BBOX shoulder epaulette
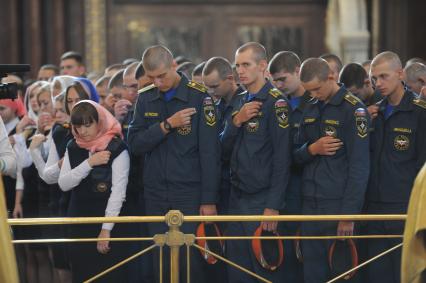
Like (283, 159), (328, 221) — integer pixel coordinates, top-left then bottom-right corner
(187, 81), (207, 93)
(269, 88), (282, 99)
(137, 84), (156, 94)
(413, 98), (426, 109)
(344, 93), (361, 106)
(62, 123), (70, 129)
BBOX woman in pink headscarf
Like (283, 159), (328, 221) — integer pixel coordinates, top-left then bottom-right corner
(58, 100), (129, 283)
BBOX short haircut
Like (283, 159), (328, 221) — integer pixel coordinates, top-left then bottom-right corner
(135, 61), (145, 80)
(176, 62), (195, 77)
(105, 63), (123, 74)
(71, 102), (98, 126)
(40, 64), (59, 75)
(175, 55), (191, 66)
(404, 62), (426, 83)
(236, 42), (267, 63)
(268, 51), (301, 75)
(142, 45), (174, 71)
(192, 61), (206, 77)
(405, 57), (426, 68)
(300, 58), (330, 82)
(339, 63), (368, 89)
(320, 53), (343, 73)
(371, 51), (402, 70)
(60, 51), (84, 64)
(122, 58), (139, 66)
(124, 62), (139, 79)
(203, 57), (233, 80)
(108, 69), (125, 89)
(95, 75), (111, 87)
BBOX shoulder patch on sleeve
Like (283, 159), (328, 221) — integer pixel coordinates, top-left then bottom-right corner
(413, 98), (426, 109)
(188, 81), (207, 93)
(355, 107), (368, 138)
(344, 92), (362, 106)
(137, 83), (156, 94)
(269, 88), (282, 99)
(274, 99), (289, 128)
(203, 96), (216, 126)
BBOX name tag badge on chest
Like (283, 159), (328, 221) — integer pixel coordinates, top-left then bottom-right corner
(394, 135), (410, 151)
(144, 112), (159, 118)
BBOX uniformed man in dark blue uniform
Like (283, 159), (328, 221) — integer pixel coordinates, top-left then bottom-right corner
(221, 42), (291, 283)
(128, 45), (220, 283)
(200, 56), (244, 283)
(295, 58), (370, 283)
(268, 51), (309, 283)
(203, 56), (245, 213)
(366, 51), (426, 283)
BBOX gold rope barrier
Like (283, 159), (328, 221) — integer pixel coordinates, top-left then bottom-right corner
(11, 234), (403, 245)
(327, 243), (403, 283)
(7, 214), (406, 226)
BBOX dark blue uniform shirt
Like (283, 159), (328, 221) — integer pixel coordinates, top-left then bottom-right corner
(294, 85), (370, 214)
(367, 90), (426, 204)
(221, 81), (292, 210)
(127, 75), (220, 204)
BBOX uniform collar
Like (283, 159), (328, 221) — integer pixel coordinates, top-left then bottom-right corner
(379, 89), (414, 113)
(246, 80), (274, 101)
(327, 84), (347, 106)
(149, 73), (189, 102)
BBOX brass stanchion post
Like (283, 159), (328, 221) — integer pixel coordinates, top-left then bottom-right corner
(165, 210), (184, 283)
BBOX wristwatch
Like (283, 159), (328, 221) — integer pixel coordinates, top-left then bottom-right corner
(163, 119), (173, 131)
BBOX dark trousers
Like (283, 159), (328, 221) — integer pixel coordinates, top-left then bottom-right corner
(279, 197), (303, 283)
(366, 202), (406, 283)
(203, 178), (230, 283)
(145, 198), (206, 283)
(226, 187), (285, 283)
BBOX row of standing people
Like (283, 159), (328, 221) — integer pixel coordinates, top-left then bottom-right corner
(1, 43), (425, 283)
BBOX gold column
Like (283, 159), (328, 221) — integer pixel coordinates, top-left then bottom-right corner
(0, 176), (19, 283)
(84, 0), (107, 73)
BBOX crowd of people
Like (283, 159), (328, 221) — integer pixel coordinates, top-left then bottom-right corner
(0, 43), (425, 283)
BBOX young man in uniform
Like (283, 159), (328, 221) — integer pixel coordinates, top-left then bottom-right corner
(268, 50), (309, 283)
(221, 42), (291, 283)
(366, 51), (426, 283)
(320, 53), (343, 82)
(295, 58), (370, 283)
(128, 45), (220, 283)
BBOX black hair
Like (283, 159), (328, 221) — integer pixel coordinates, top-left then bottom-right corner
(71, 102), (98, 126)
(192, 61), (206, 77)
(61, 51), (84, 64)
(339, 63), (367, 89)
